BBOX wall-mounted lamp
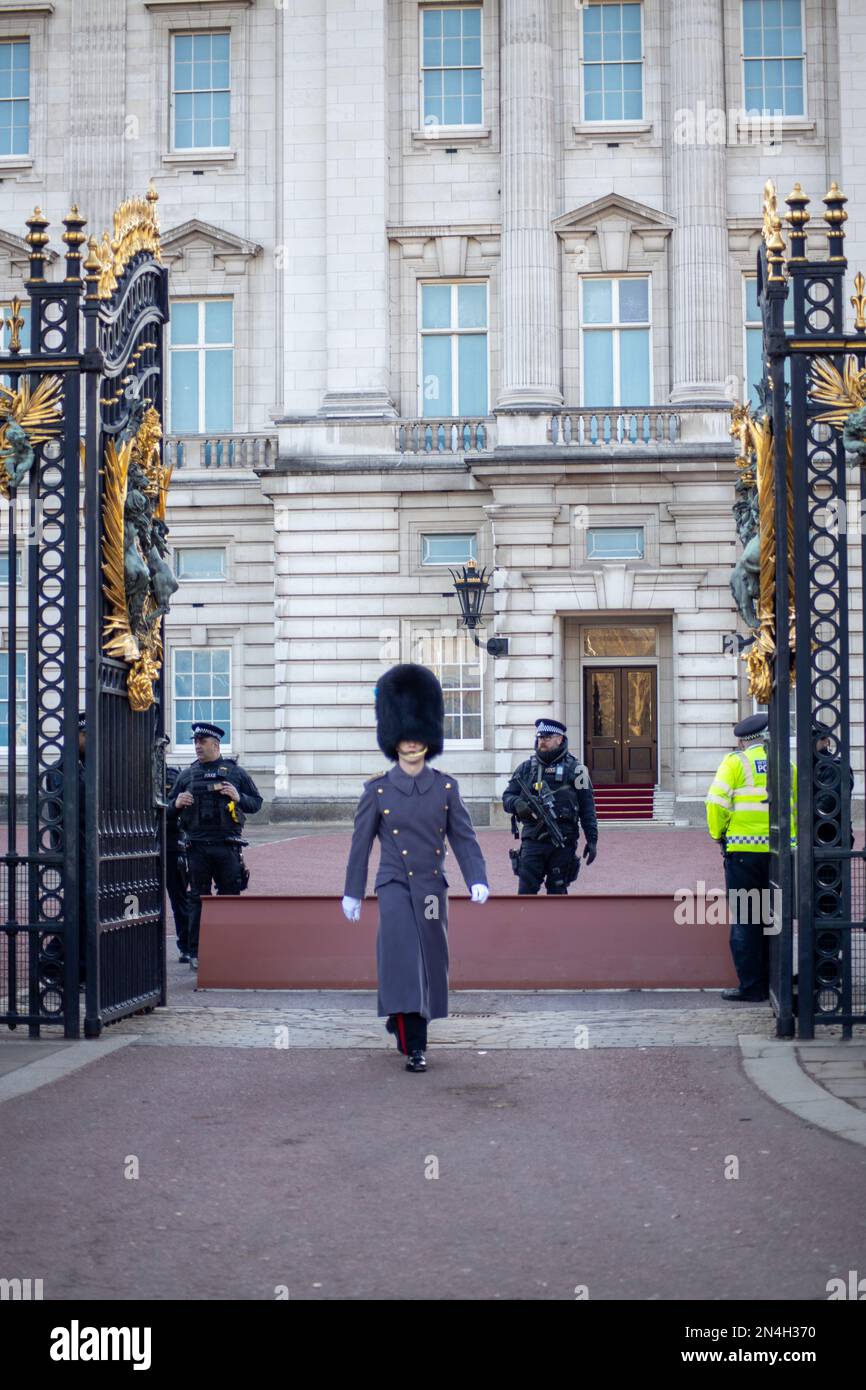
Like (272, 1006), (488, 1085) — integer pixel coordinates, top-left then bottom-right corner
(442, 558), (509, 658)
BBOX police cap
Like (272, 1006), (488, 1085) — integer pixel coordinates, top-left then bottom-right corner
(535, 718), (567, 737)
(733, 713), (768, 739)
(191, 722), (224, 741)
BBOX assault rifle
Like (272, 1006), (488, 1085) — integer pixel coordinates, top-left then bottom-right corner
(514, 773), (566, 849)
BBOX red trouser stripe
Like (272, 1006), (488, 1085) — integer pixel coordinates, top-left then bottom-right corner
(396, 1013), (408, 1055)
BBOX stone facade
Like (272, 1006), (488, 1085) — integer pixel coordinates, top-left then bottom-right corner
(1, 0), (864, 821)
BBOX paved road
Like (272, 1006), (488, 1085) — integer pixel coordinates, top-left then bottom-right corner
(2, 999), (865, 1301)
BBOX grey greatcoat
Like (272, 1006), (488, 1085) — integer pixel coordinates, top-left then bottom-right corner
(343, 763), (488, 1021)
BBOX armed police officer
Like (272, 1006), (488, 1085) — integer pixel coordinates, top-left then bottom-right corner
(502, 718), (599, 895)
(168, 721), (262, 969)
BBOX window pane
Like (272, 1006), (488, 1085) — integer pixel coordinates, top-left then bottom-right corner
(458, 332), (487, 416)
(457, 283), (486, 328)
(745, 278), (760, 321)
(422, 334), (452, 416)
(586, 527), (645, 560)
(619, 279), (648, 323)
(175, 650), (193, 673)
(171, 301), (199, 346)
(583, 330), (614, 406)
(746, 326), (764, 409)
(583, 626), (656, 657)
(619, 328), (650, 403)
(205, 300), (232, 344)
(462, 8), (481, 36)
(212, 650), (230, 674)
(421, 534), (477, 565)
(583, 279), (612, 324)
(421, 283), (452, 330)
(170, 351), (199, 433)
(176, 547), (226, 579)
(204, 350), (233, 432)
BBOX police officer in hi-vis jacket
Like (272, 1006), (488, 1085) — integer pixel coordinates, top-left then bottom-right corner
(706, 713), (796, 1003)
(342, 664), (489, 1073)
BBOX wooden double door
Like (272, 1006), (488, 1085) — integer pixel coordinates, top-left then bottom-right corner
(583, 666), (658, 786)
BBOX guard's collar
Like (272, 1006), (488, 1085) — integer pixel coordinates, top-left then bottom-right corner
(387, 762), (435, 795)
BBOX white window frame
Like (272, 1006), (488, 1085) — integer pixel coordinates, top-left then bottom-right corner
(0, 36), (29, 159)
(420, 533), (478, 567)
(0, 549), (22, 584)
(0, 648), (26, 752)
(743, 274), (793, 407)
(418, 3), (484, 133)
(579, 1), (645, 126)
(170, 28), (231, 153)
(417, 280), (490, 418)
(409, 624), (484, 751)
(168, 297), (234, 436)
(579, 274), (653, 408)
(586, 526), (646, 561)
(740, 0), (807, 119)
(171, 645), (233, 755)
(174, 546), (227, 582)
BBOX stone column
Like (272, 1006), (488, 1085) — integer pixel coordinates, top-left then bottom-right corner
(668, 0), (729, 402)
(65, 0), (127, 235)
(319, 0), (395, 418)
(496, 0), (562, 410)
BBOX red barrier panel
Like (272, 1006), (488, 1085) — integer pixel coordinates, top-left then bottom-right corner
(197, 895), (739, 990)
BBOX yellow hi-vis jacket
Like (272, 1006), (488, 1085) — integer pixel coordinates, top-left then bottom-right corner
(705, 740), (797, 851)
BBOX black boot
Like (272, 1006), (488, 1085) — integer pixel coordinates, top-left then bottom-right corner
(405, 1049), (427, 1073)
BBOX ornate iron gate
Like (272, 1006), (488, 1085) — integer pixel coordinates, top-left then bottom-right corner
(752, 180), (866, 1038)
(1, 190), (171, 1038)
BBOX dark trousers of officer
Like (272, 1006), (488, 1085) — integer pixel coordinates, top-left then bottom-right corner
(187, 842), (245, 955)
(387, 1012), (428, 1053)
(518, 838), (578, 895)
(166, 850), (190, 953)
(725, 851), (771, 997)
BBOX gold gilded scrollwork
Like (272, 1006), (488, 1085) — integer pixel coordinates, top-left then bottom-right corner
(0, 374), (64, 497)
(87, 184), (162, 300)
(729, 403), (794, 703)
(101, 403), (173, 712)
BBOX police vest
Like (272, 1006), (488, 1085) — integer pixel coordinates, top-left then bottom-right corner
(181, 759), (245, 838)
(706, 741), (796, 851)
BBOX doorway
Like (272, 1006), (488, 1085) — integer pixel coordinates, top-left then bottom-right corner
(583, 666), (658, 785)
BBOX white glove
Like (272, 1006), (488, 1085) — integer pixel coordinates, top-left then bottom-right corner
(470, 884), (489, 904)
(341, 895), (362, 922)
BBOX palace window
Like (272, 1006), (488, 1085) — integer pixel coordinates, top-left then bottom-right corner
(174, 547), (227, 581)
(744, 277), (793, 409)
(742, 0), (804, 116)
(171, 31), (230, 150)
(0, 40), (29, 156)
(173, 648), (231, 748)
(421, 6), (483, 130)
(0, 550), (22, 584)
(420, 282), (488, 418)
(586, 526), (645, 561)
(580, 277), (651, 407)
(411, 627), (482, 745)
(581, 3), (643, 122)
(0, 651), (26, 750)
(421, 534), (477, 566)
(169, 299), (233, 434)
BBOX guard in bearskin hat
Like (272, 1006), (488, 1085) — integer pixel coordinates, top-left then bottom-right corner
(342, 663), (489, 1072)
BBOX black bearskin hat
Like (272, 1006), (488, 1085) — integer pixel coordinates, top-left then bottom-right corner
(375, 664), (444, 762)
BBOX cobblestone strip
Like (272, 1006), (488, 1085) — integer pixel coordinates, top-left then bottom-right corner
(109, 1005), (776, 1050)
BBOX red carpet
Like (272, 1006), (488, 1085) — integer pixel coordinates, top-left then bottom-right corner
(592, 786), (654, 821)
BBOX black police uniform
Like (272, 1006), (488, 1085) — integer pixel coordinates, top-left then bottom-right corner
(164, 766), (191, 957)
(502, 736), (598, 895)
(168, 753), (262, 958)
